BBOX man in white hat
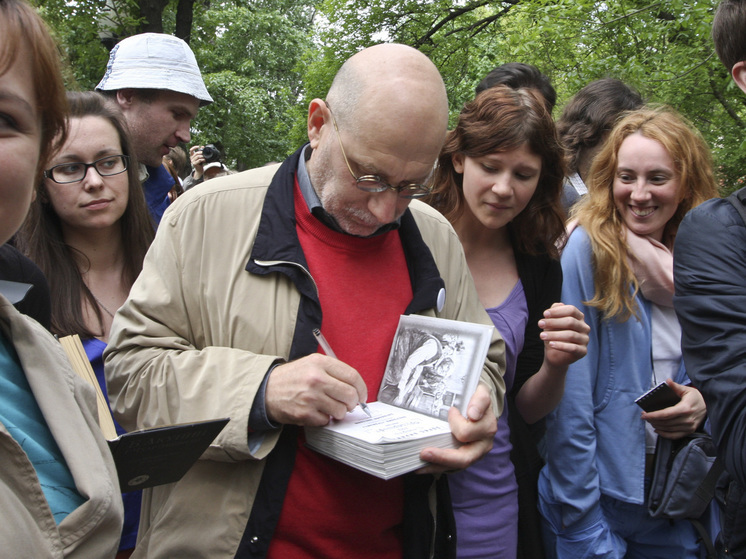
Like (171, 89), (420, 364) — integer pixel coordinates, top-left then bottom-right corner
(96, 32), (213, 224)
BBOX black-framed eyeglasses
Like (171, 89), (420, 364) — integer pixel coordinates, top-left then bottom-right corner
(44, 155), (130, 184)
(324, 102), (433, 199)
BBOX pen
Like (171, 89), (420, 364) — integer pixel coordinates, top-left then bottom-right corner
(312, 328), (373, 418)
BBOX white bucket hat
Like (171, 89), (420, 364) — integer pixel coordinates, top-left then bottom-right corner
(204, 162), (227, 173)
(96, 33), (213, 105)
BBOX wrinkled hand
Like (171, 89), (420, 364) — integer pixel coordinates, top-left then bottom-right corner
(265, 354), (368, 427)
(417, 383), (497, 474)
(189, 145), (205, 178)
(539, 303), (590, 369)
(641, 379), (707, 439)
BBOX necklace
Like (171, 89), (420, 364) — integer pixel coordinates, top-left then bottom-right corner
(91, 294), (115, 319)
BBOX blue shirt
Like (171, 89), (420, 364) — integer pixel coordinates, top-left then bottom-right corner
(143, 163), (175, 224)
(539, 227), (687, 532)
(0, 332), (84, 524)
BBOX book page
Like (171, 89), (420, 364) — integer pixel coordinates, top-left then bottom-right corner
(320, 401), (451, 444)
(378, 315), (492, 419)
(59, 334), (118, 440)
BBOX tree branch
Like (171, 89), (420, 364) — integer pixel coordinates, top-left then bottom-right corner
(412, 0), (518, 49)
(710, 70), (745, 128)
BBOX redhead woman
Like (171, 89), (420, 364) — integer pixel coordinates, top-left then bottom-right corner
(538, 107), (718, 558)
(0, 0), (122, 554)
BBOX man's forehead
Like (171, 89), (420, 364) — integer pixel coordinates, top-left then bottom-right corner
(164, 91), (199, 116)
(143, 90), (200, 118)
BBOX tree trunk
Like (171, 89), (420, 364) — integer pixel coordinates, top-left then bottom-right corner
(175, 0), (197, 43)
(137, 0), (169, 34)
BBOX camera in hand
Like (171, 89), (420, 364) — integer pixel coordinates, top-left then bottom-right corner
(200, 144), (221, 164)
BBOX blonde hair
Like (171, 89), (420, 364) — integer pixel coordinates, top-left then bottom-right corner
(572, 106), (718, 321)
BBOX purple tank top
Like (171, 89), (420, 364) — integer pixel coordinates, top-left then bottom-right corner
(449, 280), (528, 558)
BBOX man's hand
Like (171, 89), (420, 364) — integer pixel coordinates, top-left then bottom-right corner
(416, 383), (497, 474)
(189, 145), (206, 179)
(641, 379), (707, 439)
(265, 354), (368, 426)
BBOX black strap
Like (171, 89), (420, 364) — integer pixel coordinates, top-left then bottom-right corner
(726, 186), (746, 225)
(695, 455), (725, 508)
(690, 518), (716, 559)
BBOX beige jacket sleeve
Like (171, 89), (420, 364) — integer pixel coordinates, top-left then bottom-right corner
(105, 181), (287, 463)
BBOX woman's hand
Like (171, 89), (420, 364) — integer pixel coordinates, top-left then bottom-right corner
(515, 303), (590, 424)
(539, 302), (590, 369)
(641, 379), (707, 439)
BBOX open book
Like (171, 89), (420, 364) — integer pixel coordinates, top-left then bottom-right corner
(59, 335), (228, 492)
(305, 314), (493, 480)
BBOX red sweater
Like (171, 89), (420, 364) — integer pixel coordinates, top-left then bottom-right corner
(268, 184), (413, 558)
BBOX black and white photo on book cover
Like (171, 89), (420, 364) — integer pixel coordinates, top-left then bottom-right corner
(378, 314), (492, 420)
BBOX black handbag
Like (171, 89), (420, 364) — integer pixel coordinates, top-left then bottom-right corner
(648, 432), (723, 558)
(648, 432), (722, 520)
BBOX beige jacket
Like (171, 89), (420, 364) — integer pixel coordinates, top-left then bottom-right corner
(105, 157), (505, 557)
(0, 295), (123, 557)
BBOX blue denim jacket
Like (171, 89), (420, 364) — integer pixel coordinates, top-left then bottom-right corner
(538, 227), (688, 538)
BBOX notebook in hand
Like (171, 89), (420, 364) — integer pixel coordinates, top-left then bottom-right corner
(59, 334), (229, 492)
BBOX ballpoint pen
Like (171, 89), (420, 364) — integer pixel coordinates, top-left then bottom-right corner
(312, 328), (373, 418)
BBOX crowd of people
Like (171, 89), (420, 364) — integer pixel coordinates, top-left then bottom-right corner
(2, 0), (746, 557)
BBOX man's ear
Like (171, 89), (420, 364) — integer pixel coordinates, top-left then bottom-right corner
(732, 61), (746, 95)
(307, 99), (328, 149)
(115, 88), (137, 111)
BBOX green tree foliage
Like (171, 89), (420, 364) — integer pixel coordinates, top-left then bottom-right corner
(36, 0), (317, 171)
(35, 0), (746, 189)
(310, 0), (745, 190)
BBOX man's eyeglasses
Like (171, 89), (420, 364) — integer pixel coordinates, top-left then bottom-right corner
(44, 155), (129, 184)
(325, 102), (433, 199)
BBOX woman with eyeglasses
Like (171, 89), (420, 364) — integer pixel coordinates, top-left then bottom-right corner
(18, 90), (153, 558)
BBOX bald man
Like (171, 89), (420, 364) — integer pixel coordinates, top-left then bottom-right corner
(105, 43), (505, 559)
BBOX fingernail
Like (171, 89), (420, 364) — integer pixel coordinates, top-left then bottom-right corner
(538, 320), (546, 328)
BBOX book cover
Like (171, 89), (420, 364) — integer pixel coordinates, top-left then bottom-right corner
(305, 315), (493, 479)
(59, 335), (229, 492)
(108, 418), (229, 492)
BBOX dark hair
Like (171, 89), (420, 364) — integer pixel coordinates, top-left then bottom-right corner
(425, 85), (566, 258)
(0, 0), (68, 177)
(557, 78), (644, 174)
(165, 145), (190, 178)
(713, 0), (746, 70)
(100, 87), (162, 104)
(475, 63), (557, 114)
(19, 91), (154, 338)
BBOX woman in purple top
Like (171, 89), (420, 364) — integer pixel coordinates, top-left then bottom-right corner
(18, 91), (154, 558)
(425, 86), (590, 558)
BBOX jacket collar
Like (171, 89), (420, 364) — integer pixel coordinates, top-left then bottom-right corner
(246, 145), (445, 315)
